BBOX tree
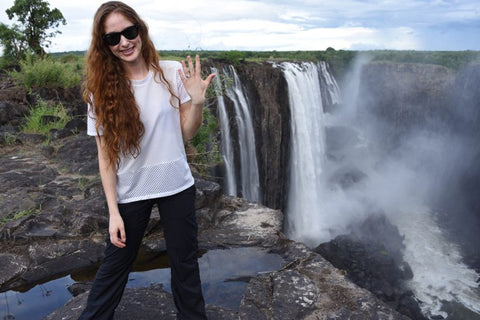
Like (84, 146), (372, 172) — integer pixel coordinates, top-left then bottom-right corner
(0, 23), (30, 63)
(2, 0), (66, 57)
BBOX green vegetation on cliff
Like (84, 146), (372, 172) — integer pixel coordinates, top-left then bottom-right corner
(158, 48), (479, 80)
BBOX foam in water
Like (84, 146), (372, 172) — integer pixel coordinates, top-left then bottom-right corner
(391, 206), (480, 318)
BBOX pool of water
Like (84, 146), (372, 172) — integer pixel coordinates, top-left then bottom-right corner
(0, 247), (284, 320)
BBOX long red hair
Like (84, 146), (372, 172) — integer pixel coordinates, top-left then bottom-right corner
(83, 1), (178, 167)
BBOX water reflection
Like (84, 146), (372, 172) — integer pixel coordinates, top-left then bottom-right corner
(1, 247), (284, 320)
(1, 276), (74, 320)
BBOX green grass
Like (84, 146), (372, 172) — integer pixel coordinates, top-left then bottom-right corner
(22, 99), (71, 135)
(9, 55), (83, 89)
(0, 208), (36, 227)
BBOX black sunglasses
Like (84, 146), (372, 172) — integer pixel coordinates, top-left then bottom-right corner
(102, 24), (140, 46)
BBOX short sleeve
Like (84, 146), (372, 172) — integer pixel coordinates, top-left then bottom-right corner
(87, 103), (103, 136)
(175, 68), (191, 105)
(161, 60), (191, 105)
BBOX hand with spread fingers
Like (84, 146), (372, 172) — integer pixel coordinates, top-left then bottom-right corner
(179, 54), (216, 105)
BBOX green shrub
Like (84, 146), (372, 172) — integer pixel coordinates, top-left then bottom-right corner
(9, 55), (82, 89)
(221, 50), (247, 66)
(22, 99), (71, 135)
(188, 106), (221, 174)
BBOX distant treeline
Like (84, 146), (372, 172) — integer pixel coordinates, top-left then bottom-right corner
(51, 48), (480, 80)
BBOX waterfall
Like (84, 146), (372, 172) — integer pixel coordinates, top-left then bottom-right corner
(280, 62), (333, 242)
(280, 57), (480, 319)
(216, 66), (260, 203)
(211, 67), (236, 196)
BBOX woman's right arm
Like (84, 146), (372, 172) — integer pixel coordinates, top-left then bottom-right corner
(95, 135), (126, 248)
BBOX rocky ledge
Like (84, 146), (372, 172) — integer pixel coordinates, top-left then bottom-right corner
(0, 138), (409, 319)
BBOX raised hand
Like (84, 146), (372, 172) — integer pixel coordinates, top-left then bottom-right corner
(179, 54), (216, 105)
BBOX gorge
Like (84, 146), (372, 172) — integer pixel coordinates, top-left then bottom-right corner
(209, 57), (480, 319)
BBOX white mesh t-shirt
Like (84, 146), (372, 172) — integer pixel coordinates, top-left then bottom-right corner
(87, 60), (194, 203)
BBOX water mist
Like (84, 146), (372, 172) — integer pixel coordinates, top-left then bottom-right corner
(280, 56), (480, 319)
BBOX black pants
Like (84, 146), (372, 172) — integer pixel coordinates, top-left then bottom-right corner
(78, 185), (207, 320)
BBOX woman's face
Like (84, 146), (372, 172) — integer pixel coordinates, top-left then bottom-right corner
(103, 12), (143, 66)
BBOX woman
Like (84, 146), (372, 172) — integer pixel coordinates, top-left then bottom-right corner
(79, 1), (215, 319)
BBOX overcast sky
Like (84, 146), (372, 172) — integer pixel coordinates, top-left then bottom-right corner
(0, 0), (479, 53)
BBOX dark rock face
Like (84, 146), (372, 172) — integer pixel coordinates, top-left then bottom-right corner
(0, 76), (29, 128)
(205, 61), (292, 210)
(0, 253), (28, 288)
(240, 269), (317, 320)
(358, 62), (455, 149)
(315, 214), (426, 320)
(436, 63), (480, 270)
(234, 63), (291, 210)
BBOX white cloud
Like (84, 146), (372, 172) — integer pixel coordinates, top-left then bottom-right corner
(0, 0), (478, 52)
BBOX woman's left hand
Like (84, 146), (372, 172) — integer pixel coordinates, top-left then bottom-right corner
(179, 55), (216, 105)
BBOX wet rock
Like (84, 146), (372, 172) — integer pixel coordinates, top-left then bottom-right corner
(194, 177), (222, 209)
(16, 132), (46, 144)
(55, 135), (98, 175)
(0, 253), (28, 287)
(197, 197), (283, 248)
(67, 282), (91, 297)
(64, 117), (87, 132)
(328, 165), (367, 189)
(20, 240), (105, 284)
(45, 284), (239, 320)
(49, 118), (87, 141)
(397, 292), (426, 320)
(0, 83), (29, 126)
(239, 239), (410, 320)
(315, 214), (423, 319)
(271, 269), (317, 319)
(0, 102), (15, 125)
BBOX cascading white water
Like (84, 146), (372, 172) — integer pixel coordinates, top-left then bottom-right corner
(280, 58), (480, 319)
(318, 61), (341, 106)
(218, 66), (260, 203)
(211, 67), (237, 196)
(280, 62), (329, 242)
(391, 206), (480, 318)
